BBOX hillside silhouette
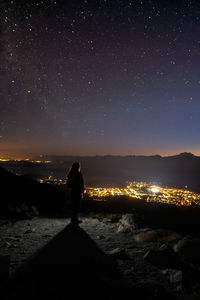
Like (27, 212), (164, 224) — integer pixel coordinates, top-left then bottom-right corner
(0, 167), (65, 218)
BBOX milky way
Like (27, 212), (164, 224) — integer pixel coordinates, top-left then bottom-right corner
(0, 0), (200, 158)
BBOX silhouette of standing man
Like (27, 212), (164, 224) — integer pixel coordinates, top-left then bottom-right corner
(66, 162), (84, 223)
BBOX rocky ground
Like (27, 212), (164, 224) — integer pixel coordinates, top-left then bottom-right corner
(0, 214), (200, 299)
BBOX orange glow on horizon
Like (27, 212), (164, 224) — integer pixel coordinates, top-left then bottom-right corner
(0, 148), (200, 160)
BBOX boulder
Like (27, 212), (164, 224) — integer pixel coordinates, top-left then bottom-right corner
(173, 237), (191, 253)
(144, 249), (182, 269)
(117, 213), (143, 233)
(162, 233), (182, 244)
(173, 238), (200, 265)
(117, 214), (136, 233)
(91, 218), (99, 224)
(133, 228), (180, 244)
(134, 230), (159, 242)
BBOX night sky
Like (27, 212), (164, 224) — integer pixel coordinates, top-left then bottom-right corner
(0, 0), (200, 158)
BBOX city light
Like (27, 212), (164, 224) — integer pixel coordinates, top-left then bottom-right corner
(150, 187), (160, 193)
(0, 158), (51, 163)
(37, 177), (200, 207)
(85, 182), (200, 207)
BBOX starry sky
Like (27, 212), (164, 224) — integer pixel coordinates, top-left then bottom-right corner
(0, 0), (200, 158)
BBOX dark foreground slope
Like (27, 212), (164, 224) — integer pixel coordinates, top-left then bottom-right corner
(0, 167), (66, 217)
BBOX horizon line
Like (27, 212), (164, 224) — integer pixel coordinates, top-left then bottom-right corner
(0, 151), (198, 161)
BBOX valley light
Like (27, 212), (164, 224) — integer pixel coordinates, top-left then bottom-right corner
(151, 187), (160, 193)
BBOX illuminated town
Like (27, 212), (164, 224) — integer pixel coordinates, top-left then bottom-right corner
(39, 176), (64, 185)
(0, 158), (51, 163)
(87, 182), (200, 206)
(38, 177), (200, 206)
(2, 158), (198, 207)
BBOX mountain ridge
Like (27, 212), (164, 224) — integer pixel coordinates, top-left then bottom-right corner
(32, 152), (198, 161)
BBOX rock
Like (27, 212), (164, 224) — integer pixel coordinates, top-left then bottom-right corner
(117, 213), (139, 233)
(134, 228), (182, 244)
(117, 224), (127, 233)
(173, 237), (191, 253)
(159, 244), (170, 251)
(108, 248), (130, 260)
(163, 233), (182, 244)
(91, 218), (99, 224)
(134, 230), (159, 242)
(173, 238), (200, 265)
(0, 255), (10, 282)
(144, 249), (182, 269)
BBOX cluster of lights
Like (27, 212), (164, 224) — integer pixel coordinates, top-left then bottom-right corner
(38, 176), (64, 185)
(27, 160), (52, 164)
(0, 158), (51, 163)
(36, 178), (200, 206)
(0, 158), (12, 162)
(86, 182), (200, 207)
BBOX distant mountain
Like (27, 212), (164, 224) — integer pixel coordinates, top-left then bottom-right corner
(166, 152), (197, 159)
(32, 152), (197, 161)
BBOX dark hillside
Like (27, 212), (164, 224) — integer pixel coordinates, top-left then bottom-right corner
(0, 167), (66, 218)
